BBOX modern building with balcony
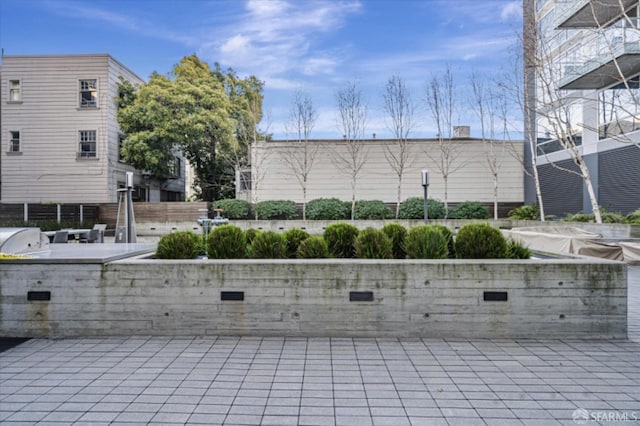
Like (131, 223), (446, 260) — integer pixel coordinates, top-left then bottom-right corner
(0, 54), (185, 203)
(524, 0), (640, 216)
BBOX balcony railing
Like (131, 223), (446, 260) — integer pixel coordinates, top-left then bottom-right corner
(555, 0), (638, 29)
(536, 134), (583, 156)
(559, 19), (640, 89)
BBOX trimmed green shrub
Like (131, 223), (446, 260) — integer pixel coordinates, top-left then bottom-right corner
(249, 231), (288, 259)
(601, 211), (627, 223)
(211, 199), (250, 219)
(404, 225), (448, 259)
(354, 228), (393, 259)
(244, 228), (261, 244)
(397, 197), (446, 220)
(448, 201), (489, 219)
(563, 207), (628, 224)
(297, 236), (330, 259)
(454, 223), (507, 259)
(284, 228), (310, 258)
(627, 209), (640, 224)
(155, 231), (202, 259)
(207, 225), (247, 259)
(562, 212), (593, 222)
(354, 200), (393, 220)
(306, 198), (351, 220)
(381, 223), (408, 259)
(508, 204), (540, 220)
(323, 223), (359, 258)
(506, 238), (532, 259)
(431, 224), (454, 258)
(253, 200), (297, 220)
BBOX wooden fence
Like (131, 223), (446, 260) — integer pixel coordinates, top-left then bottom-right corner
(98, 202), (208, 228)
(0, 202), (207, 229)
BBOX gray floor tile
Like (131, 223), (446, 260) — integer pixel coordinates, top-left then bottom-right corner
(371, 416), (411, 426)
(298, 415), (336, 425)
(185, 413), (226, 424)
(151, 411), (191, 423)
(77, 411), (120, 422)
(336, 415), (374, 426)
(4, 410), (48, 422)
(261, 415), (300, 425)
(114, 411), (156, 422)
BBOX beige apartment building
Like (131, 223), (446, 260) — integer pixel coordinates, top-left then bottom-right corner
(0, 54), (185, 203)
(239, 133), (524, 215)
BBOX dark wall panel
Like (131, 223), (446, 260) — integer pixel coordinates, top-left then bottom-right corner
(538, 160), (583, 217)
(599, 146), (640, 214)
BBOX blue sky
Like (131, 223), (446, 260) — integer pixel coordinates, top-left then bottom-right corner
(0, 0), (523, 139)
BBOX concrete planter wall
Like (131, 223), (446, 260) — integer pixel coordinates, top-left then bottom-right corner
(0, 258), (627, 339)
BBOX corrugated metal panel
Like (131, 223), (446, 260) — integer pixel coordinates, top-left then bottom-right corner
(538, 160), (583, 217)
(599, 146), (640, 215)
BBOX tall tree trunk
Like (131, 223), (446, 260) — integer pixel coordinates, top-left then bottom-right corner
(443, 175), (449, 219)
(578, 161), (602, 224)
(532, 159), (545, 221)
(493, 174), (499, 220)
(396, 176), (402, 219)
(302, 183), (307, 221)
(351, 176), (357, 220)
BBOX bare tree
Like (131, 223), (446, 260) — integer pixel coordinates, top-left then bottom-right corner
(525, 5), (603, 223)
(497, 38), (546, 221)
(585, 1), (640, 149)
(382, 75), (416, 218)
(333, 81), (369, 219)
(283, 90), (319, 220)
(424, 66), (465, 217)
(471, 72), (508, 220)
(249, 110), (273, 219)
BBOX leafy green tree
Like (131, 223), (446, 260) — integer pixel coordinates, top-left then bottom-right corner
(117, 55), (264, 201)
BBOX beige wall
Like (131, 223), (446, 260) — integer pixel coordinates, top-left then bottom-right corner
(248, 138), (524, 204)
(0, 54), (152, 203)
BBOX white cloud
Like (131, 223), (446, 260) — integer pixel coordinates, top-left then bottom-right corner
(303, 57), (338, 76)
(220, 34), (251, 54)
(500, 1), (522, 22)
(207, 0), (362, 81)
(262, 76), (300, 90)
(44, 0), (198, 46)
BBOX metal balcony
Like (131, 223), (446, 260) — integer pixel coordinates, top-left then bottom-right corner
(555, 0), (638, 29)
(559, 22), (640, 89)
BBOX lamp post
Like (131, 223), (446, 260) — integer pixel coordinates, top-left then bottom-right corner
(421, 169), (429, 223)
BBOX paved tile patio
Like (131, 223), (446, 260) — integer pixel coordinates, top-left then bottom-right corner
(1, 266), (638, 425)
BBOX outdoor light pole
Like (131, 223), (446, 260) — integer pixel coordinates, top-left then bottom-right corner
(421, 169), (429, 223)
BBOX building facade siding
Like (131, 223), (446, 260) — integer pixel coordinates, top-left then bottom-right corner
(245, 138), (524, 206)
(0, 54), (185, 203)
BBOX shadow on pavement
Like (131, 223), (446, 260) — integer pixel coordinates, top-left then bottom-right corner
(0, 338), (30, 353)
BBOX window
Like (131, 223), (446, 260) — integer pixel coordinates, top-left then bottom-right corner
(118, 134), (126, 162)
(167, 155), (181, 178)
(79, 79), (97, 107)
(9, 131), (20, 152)
(79, 130), (97, 158)
(239, 169), (252, 191)
(169, 156), (181, 177)
(8, 80), (21, 102)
